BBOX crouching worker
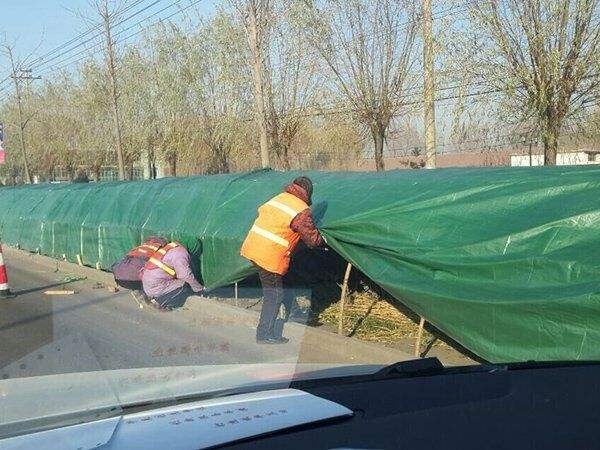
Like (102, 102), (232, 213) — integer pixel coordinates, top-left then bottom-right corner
(141, 242), (204, 311)
(112, 236), (168, 306)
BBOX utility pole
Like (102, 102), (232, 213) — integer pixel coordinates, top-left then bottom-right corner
(5, 45), (34, 184)
(98, 0), (126, 181)
(423, 0), (437, 169)
(19, 69), (41, 96)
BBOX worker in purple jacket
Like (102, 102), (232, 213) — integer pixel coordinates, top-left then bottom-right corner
(141, 241), (204, 310)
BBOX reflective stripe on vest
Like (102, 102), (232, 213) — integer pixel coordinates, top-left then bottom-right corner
(144, 242), (180, 277)
(147, 256), (176, 277)
(240, 192), (309, 275)
(156, 242), (179, 255)
(265, 199), (299, 218)
(128, 242), (161, 258)
(250, 224), (289, 247)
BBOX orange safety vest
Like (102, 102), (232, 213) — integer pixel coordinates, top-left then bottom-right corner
(143, 242), (180, 277)
(127, 240), (163, 259)
(240, 192), (309, 275)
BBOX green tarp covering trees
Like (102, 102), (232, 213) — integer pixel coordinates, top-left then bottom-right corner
(0, 166), (599, 363)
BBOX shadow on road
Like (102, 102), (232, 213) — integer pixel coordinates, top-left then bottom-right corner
(0, 293), (117, 333)
(12, 280), (79, 296)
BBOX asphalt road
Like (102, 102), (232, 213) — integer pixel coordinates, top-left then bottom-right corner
(0, 253), (409, 379)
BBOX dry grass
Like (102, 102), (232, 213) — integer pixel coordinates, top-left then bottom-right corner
(318, 290), (447, 349)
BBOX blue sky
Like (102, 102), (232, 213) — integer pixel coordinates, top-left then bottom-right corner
(1, 0), (218, 75)
(3, 0), (92, 61)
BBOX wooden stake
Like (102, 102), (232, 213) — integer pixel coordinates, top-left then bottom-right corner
(414, 316), (426, 357)
(95, 262), (101, 270)
(76, 254), (83, 266)
(338, 262), (353, 335)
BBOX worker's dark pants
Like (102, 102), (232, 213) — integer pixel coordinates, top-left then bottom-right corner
(115, 279), (143, 291)
(156, 283), (193, 310)
(256, 268), (285, 340)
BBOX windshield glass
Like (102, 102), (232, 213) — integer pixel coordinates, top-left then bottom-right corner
(1, 0), (598, 440)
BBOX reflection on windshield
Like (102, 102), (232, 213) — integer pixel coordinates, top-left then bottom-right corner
(3, 0), (598, 444)
(0, 234), (464, 436)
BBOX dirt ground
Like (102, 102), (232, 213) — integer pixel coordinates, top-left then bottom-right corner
(315, 291), (477, 366)
(220, 287), (477, 367)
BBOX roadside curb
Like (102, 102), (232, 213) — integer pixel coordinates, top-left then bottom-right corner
(4, 246), (413, 364)
(4, 246), (117, 287)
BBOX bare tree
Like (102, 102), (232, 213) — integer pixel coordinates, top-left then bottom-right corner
(231, 0), (272, 168)
(471, 0), (600, 165)
(303, 0), (419, 171)
(2, 42), (33, 184)
(263, 0), (321, 170)
(90, 0), (127, 180)
(191, 14), (252, 174)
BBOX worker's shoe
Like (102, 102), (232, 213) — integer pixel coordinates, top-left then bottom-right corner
(256, 337), (289, 345)
(144, 297), (169, 312)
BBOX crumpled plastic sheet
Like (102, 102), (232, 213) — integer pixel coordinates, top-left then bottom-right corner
(1, 166), (599, 363)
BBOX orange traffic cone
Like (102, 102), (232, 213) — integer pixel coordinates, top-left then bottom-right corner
(0, 243), (14, 298)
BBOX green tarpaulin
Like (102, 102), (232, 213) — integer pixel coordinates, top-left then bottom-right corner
(0, 166), (599, 363)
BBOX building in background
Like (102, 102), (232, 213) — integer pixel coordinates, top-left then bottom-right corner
(510, 150), (600, 167)
(355, 141), (600, 171)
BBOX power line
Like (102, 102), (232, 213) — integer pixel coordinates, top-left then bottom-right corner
(23, 0), (150, 70)
(31, 0), (168, 75)
(0, 0), (152, 93)
(115, 0), (196, 45)
(0, 1), (152, 96)
(35, 0), (197, 77)
(2, 1), (468, 92)
(4, 0), (600, 123)
(270, 2), (470, 72)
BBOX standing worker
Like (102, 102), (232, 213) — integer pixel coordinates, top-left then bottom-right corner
(241, 176), (324, 344)
(141, 241), (204, 310)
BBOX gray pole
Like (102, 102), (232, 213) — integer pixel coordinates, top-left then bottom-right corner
(423, 0), (437, 169)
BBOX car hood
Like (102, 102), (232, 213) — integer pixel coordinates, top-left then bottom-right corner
(0, 362), (382, 438)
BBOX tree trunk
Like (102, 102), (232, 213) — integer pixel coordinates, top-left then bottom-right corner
(543, 114), (559, 166)
(146, 148), (156, 179)
(169, 156), (177, 177)
(371, 125), (386, 171)
(281, 146), (291, 171)
(101, 2), (127, 181)
(218, 148), (230, 174)
(67, 165), (75, 182)
(246, 4), (271, 168)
